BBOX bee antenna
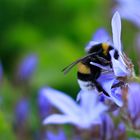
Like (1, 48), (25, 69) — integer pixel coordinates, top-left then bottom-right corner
(62, 51), (99, 75)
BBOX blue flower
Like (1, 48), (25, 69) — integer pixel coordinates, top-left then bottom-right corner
(87, 12), (134, 78)
(110, 12), (135, 78)
(128, 83), (140, 119)
(115, 122), (126, 140)
(100, 114), (114, 140)
(114, 0), (140, 27)
(97, 72), (123, 107)
(85, 28), (112, 52)
(38, 88), (52, 119)
(46, 129), (66, 140)
(15, 98), (29, 125)
(127, 82), (140, 128)
(17, 54), (38, 81)
(84, 12), (135, 107)
(42, 87), (107, 129)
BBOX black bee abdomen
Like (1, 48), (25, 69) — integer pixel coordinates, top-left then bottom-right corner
(77, 72), (92, 81)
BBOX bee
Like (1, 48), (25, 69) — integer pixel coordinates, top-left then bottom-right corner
(62, 42), (120, 96)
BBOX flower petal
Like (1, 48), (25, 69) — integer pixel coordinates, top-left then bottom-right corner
(41, 87), (80, 116)
(97, 72), (123, 107)
(92, 28), (112, 44)
(110, 50), (129, 77)
(91, 103), (108, 120)
(85, 41), (100, 52)
(111, 11), (122, 52)
(43, 114), (78, 125)
(128, 83), (140, 119)
(79, 90), (99, 111)
(77, 90), (108, 121)
(115, 0), (140, 27)
(85, 28), (112, 52)
(46, 130), (66, 140)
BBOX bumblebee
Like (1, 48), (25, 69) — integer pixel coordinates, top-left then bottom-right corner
(62, 43), (119, 96)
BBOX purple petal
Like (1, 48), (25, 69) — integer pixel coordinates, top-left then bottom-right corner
(79, 90), (98, 111)
(101, 114), (114, 140)
(92, 28), (111, 43)
(17, 54), (38, 81)
(109, 50), (129, 77)
(85, 28), (112, 52)
(77, 90), (108, 115)
(118, 122), (126, 132)
(46, 130), (66, 140)
(112, 108), (120, 117)
(97, 72), (123, 107)
(111, 11), (122, 52)
(43, 114), (78, 126)
(38, 88), (52, 119)
(78, 90), (108, 124)
(115, 0), (140, 27)
(15, 98), (29, 124)
(41, 87), (80, 116)
(128, 83), (140, 119)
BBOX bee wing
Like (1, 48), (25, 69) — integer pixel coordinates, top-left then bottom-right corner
(62, 52), (98, 74)
(111, 11), (122, 53)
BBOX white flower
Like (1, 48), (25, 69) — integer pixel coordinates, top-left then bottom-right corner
(42, 87), (107, 129)
(114, 0), (140, 27)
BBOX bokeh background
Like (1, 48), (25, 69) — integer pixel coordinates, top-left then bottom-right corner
(0, 0), (139, 139)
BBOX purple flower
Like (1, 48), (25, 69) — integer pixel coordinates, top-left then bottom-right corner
(114, 0), (140, 27)
(17, 54), (38, 81)
(38, 88), (52, 119)
(87, 12), (134, 78)
(84, 12), (135, 107)
(97, 72), (123, 107)
(112, 108), (120, 117)
(46, 130), (66, 140)
(85, 28), (112, 52)
(42, 87), (107, 129)
(127, 82), (140, 128)
(118, 122), (126, 132)
(15, 98), (29, 125)
(115, 122), (126, 140)
(110, 12), (134, 78)
(100, 114), (114, 140)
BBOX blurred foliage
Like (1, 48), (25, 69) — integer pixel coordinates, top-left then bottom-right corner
(0, 0), (139, 139)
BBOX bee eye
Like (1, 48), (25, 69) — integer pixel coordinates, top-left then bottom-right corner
(114, 50), (119, 59)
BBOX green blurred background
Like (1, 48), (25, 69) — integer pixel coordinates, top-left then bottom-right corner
(0, 0), (139, 139)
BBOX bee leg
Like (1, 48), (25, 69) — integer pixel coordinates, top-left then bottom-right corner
(94, 80), (110, 97)
(111, 81), (125, 89)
